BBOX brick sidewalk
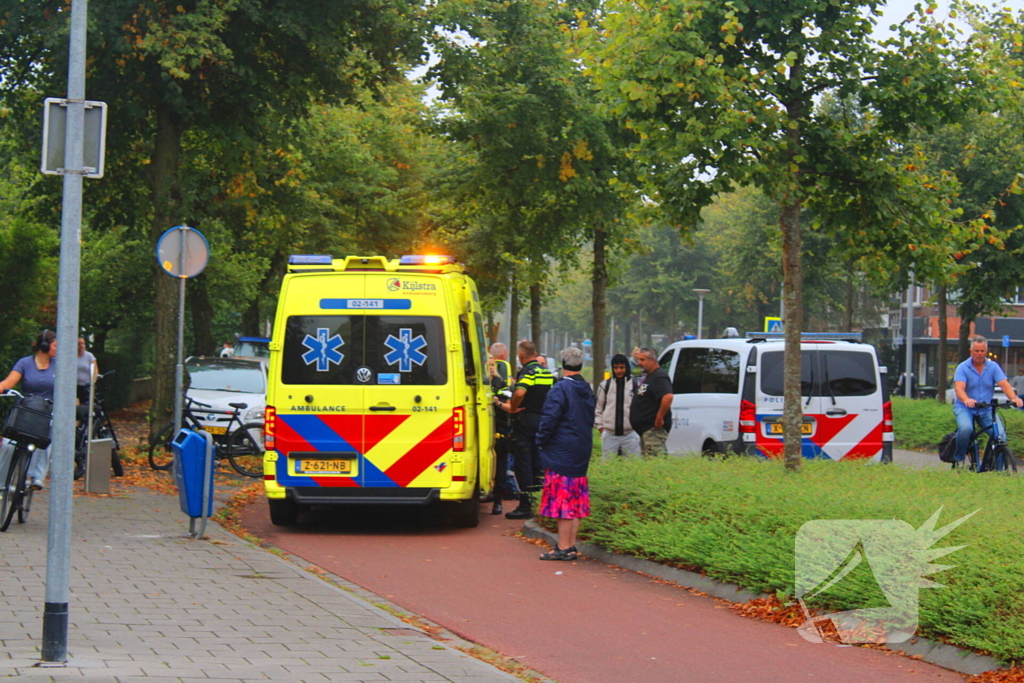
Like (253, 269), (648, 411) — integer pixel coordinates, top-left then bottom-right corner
(0, 488), (516, 682)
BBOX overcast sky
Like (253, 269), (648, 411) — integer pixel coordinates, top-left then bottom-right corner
(876, 0), (1024, 37)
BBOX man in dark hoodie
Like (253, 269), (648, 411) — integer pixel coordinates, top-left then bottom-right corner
(535, 347), (597, 561)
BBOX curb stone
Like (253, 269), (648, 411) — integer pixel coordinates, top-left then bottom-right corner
(521, 520), (1007, 677)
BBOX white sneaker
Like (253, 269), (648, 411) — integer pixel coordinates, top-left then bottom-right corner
(28, 478), (43, 492)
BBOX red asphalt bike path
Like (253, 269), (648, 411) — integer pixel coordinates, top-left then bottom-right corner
(240, 502), (966, 683)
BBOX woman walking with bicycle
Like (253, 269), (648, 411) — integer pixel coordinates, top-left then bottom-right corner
(0, 330), (57, 490)
(953, 336), (1023, 464)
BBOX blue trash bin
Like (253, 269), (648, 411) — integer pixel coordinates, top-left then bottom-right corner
(172, 428), (215, 518)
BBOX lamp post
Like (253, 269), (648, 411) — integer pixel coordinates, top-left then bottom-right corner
(693, 289), (710, 339)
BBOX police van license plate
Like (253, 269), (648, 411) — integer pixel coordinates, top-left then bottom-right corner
(769, 422), (812, 435)
(297, 459), (353, 474)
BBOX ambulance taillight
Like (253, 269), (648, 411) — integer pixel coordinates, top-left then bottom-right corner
(453, 407), (466, 452)
(882, 401), (893, 433)
(265, 405), (277, 450)
(739, 400), (756, 433)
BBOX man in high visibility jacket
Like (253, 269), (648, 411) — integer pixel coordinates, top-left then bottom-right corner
(498, 340), (554, 519)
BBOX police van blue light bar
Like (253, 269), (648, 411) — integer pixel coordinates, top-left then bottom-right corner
(288, 255), (333, 265)
(746, 332), (863, 342)
(399, 255), (453, 266)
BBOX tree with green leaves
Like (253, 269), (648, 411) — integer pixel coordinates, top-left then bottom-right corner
(427, 0), (635, 383)
(582, 0), (983, 469)
(1, 0), (424, 435)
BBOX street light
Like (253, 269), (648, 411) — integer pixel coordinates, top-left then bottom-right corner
(693, 289), (710, 339)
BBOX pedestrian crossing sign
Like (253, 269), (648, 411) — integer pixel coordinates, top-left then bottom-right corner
(765, 317), (783, 333)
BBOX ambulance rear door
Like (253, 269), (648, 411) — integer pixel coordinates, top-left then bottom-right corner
(359, 273), (454, 490)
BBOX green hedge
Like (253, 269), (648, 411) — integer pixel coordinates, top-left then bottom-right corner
(577, 456), (1024, 662)
(892, 396), (1024, 455)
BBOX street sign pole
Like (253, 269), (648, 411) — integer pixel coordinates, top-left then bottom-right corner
(41, 0), (88, 664)
(905, 272), (914, 399)
(156, 227), (210, 437)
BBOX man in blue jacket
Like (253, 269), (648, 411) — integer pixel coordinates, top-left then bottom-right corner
(534, 347), (597, 561)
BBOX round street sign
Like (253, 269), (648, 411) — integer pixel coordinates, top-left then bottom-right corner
(156, 225), (209, 278)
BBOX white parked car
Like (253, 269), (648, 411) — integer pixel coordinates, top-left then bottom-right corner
(185, 357), (267, 436)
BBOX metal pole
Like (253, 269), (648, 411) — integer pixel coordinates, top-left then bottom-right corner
(609, 316), (615, 355)
(42, 0), (88, 663)
(905, 272), (914, 399)
(697, 298), (705, 339)
(174, 228), (186, 436)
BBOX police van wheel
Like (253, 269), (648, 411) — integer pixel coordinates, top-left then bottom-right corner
(701, 440), (722, 459)
(448, 483), (481, 529)
(269, 498), (299, 526)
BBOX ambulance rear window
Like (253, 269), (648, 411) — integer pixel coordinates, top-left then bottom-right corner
(281, 315), (447, 385)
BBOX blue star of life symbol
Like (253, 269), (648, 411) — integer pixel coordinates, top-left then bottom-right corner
(301, 328), (344, 372)
(384, 328), (428, 373)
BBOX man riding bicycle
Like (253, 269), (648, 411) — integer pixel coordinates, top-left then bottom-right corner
(953, 335), (1024, 461)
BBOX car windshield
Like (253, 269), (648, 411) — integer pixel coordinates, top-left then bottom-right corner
(187, 362), (265, 393)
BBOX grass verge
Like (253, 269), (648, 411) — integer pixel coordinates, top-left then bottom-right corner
(570, 455), (1024, 663)
(892, 396), (1024, 455)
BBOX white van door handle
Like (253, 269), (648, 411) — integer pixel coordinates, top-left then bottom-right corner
(826, 408), (847, 416)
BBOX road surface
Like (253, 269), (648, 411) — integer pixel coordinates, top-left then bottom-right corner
(240, 500), (966, 683)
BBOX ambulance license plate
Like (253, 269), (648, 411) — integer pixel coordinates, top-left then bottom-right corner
(769, 422), (812, 435)
(298, 459), (353, 474)
(205, 425), (228, 435)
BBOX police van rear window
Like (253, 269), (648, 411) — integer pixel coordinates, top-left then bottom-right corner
(760, 350), (876, 397)
(281, 315), (447, 385)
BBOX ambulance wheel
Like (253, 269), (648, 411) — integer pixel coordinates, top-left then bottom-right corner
(448, 483), (481, 529)
(269, 498), (298, 526)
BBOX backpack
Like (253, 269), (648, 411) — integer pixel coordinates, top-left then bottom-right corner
(938, 431), (958, 464)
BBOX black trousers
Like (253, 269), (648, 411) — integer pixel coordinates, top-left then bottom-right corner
(512, 420), (543, 497)
(493, 433), (509, 498)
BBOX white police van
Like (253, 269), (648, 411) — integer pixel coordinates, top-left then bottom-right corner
(657, 333), (892, 462)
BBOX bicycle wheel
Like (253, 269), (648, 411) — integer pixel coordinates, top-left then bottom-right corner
(225, 423), (264, 478)
(1, 447), (29, 532)
(992, 445), (1018, 474)
(94, 418), (124, 477)
(148, 423), (175, 471)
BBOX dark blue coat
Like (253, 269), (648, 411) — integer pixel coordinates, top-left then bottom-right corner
(535, 374), (597, 477)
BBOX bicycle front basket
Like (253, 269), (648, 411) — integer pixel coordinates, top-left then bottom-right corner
(2, 395), (53, 448)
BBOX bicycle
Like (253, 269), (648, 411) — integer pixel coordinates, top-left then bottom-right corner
(953, 400), (1018, 474)
(73, 371), (124, 480)
(148, 396), (264, 477)
(0, 390), (52, 532)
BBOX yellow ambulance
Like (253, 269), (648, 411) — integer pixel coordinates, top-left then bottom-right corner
(262, 254), (495, 527)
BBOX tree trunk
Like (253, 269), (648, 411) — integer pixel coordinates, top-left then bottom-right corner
(509, 274), (519, 374)
(147, 106), (185, 439)
(242, 299), (261, 337)
(624, 315), (632, 353)
(592, 228), (608, 391)
(843, 260), (855, 333)
(188, 277), (215, 357)
(781, 198), (805, 472)
(957, 309), (973, 361)
(530, 283), (542, 354)
(937, 284), (948, 403)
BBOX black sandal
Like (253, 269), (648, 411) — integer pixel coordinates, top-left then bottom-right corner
(539, 546), (576, 561)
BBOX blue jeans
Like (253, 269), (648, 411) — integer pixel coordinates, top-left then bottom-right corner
(953, 403), (994, 461)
